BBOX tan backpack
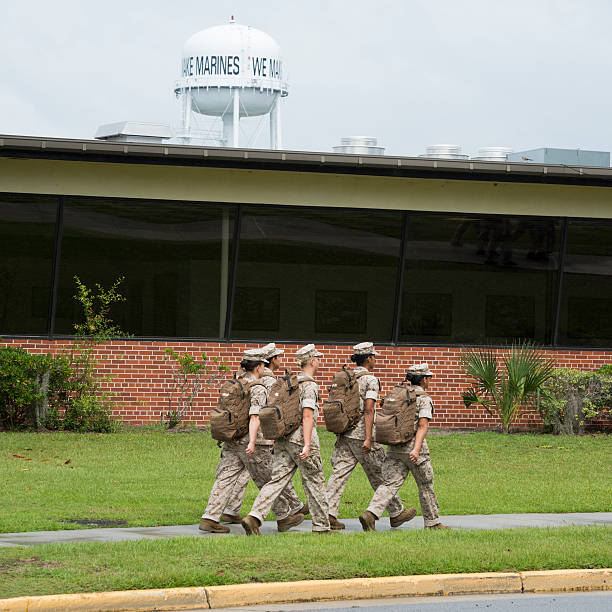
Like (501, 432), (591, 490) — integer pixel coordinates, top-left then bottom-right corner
(322, 367), (369, 434)
(374, 383), (425, 445)
(259, 373), (313, 440)
(210, 376), (264, 442)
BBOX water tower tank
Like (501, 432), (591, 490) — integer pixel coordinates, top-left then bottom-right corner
(174, 17), (288, 148)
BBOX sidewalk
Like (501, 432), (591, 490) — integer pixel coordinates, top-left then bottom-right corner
(1, 512), (610, 547)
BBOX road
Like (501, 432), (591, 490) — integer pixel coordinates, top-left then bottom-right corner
(192, 591), (612, 611)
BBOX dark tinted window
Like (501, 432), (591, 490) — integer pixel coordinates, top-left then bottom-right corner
(0, 194), (57, 335)
(55, 198), (235, 338)
(231, 206), (402, 341)
(557, 219), (612, 347)
(399, 214), (560, 344)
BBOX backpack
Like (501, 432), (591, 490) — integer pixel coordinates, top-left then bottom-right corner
(322, 367), (369, 434)
(210, 376), (264, 442)
(259, 373), (313, 440)
(374, 383), (425, 445)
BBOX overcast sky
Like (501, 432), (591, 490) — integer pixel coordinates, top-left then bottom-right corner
(2, 0), (611, 157)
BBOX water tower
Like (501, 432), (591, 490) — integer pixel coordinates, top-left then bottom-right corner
(174, 17), (288, 148)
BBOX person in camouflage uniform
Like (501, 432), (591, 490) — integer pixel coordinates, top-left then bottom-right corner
(326, 342), (416, 530)
(216, 343), (306, 525)
(359, 363), (451, 531)
(242, 344), (332, 535)
(199, 348), (306, 534)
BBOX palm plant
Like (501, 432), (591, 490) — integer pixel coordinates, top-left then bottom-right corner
(460, 342), (556, 433)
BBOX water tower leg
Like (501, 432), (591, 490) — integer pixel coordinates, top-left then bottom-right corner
(232, 88), (240, 147)
(222, 113), (233, 146)
(270, 97), (282, 150)
(183, 89), (192, 143)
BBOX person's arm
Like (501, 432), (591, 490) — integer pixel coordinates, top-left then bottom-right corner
(409, 417), (429, 463)
(362, 398), (375, 453)
(299, 407), (314, 459)
(246, 414), (259, 456)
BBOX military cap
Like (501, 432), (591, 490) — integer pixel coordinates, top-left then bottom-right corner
(407, 362), (433, 376)
(295, 343), (323, 364)
(261, 342), (284, 360)
(242, 348), (268, 364)
(352, 341), (381, 356)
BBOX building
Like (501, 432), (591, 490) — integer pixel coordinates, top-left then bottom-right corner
(507, 147), (610, 168)
(1, 134), (611, 429)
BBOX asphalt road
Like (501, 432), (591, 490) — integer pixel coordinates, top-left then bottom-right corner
(197, 591), (612, 611)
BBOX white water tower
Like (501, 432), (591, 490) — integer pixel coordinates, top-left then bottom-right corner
(174, 17), (288, 148)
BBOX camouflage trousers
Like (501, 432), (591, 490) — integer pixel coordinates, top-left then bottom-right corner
(326, 436), (404, 519)
(223, 468), (251, 518)
(367, 440), (441, 527)
(202, 440), (303, 522)
(249, 438), (330, 532)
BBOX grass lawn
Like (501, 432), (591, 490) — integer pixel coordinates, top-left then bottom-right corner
(0, 526), (610, 599)
(0, 430), (610, 534)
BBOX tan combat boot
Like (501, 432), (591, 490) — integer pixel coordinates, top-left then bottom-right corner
(199, 518), (230, 534)
(389, 507), (417, 528)
(241, 515), (261, 536)
(220, 513), (242, 524)
(426, 523), (452, 530)
(277, 512), (305, 532)
(328, 515), (346, 530)
(298, 503), (309, 516)
(359, 510), (377, 531)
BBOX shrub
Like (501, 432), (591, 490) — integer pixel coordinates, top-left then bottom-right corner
(460, 341), (556, 433)
(161, 348), (228, 428)
(539, 368), (612, 434)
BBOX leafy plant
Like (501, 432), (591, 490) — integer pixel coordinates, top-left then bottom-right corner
(538, 368), (612, 435)
(0, 347), (56, 430)
(460, 342), (556, 433)
(161, 348), (229, 428)
(46, 276), (128, 432)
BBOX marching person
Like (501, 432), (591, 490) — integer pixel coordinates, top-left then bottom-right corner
(359, 363), (451, 531)
(199, 348), (306, 534)
(242, 344), (332, 535)
(326, 342), (416, 529)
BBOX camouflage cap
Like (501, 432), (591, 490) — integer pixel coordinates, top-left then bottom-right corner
(407, 362), (433, 376)
(352, 341), (381, 356)
(242, 348), (269, 364)
(295, 343), (323, 364)
(260, 342), (284, 360)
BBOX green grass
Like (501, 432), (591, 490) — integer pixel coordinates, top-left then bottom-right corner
(1, 430), (610, 534)
(0, 526), (610, 599)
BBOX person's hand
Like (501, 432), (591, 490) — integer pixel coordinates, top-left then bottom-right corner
(362, 439), (372, 453)
(299, 445), (311, 460)
(409, 448), (419, 464)
(246, 442), (256, 456)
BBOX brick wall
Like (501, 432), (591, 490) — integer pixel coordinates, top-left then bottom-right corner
(2, 339), (611, 431)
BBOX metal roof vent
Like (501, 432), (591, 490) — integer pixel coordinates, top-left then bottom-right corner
(333, 136), (385, 155)
(472, 146), (513, 162)
(420, 144), (468, 160)
(95, 121), (173, 144)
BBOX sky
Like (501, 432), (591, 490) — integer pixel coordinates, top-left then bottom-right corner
(1, 0), (612, 157)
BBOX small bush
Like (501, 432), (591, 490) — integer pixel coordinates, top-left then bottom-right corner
(539, 368), (612, 434)
(47, 394), (120, 433)
(0, 347), (58, 430)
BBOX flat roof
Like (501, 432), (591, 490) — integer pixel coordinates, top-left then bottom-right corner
(2, 134), (612, 187)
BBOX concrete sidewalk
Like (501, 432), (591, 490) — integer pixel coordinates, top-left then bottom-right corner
(1, 512), (610, 547)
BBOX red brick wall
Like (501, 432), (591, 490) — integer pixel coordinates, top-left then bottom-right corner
(2, 339), (611, 431)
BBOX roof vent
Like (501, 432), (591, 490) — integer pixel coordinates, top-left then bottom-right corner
(333, 136), (385, 155)
(95, 121), (173, 144)
(420, 144), (468, 160)
(472, 146), (513, 162)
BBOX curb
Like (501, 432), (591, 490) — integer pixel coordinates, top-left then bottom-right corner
(0, 568), (609, 611)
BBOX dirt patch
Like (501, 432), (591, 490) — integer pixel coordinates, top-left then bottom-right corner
(0, 557), (61, 574)
(63, 519), (127, 527)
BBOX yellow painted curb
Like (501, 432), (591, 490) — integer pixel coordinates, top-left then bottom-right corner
(0, 569), (610, 611)
(521, 568), (612, 593)
(205, 572), (522, 608)
(0, 586), (208, 612)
